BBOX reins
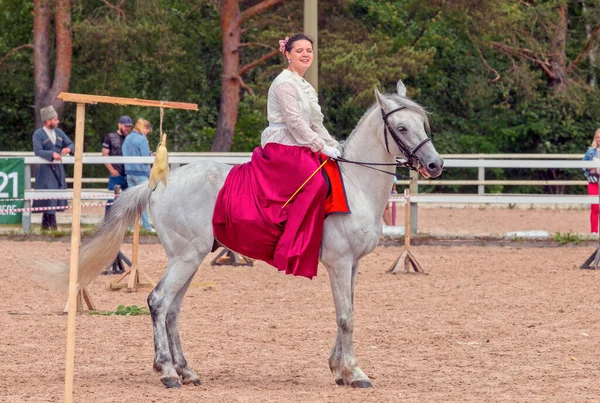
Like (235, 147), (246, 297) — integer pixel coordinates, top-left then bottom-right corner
(334, 156), (413, 180)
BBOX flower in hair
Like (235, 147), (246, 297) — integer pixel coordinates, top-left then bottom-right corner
(279, 36), (290, 54)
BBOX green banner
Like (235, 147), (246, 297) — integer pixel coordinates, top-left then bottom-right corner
(0, 158), (25, 224)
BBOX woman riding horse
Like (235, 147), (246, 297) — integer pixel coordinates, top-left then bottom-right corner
(213, 33), (341, 279)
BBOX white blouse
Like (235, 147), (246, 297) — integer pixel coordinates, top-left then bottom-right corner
(261, 69), (338, 153)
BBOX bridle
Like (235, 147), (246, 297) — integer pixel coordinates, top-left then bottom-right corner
(381, 106), (431, 171)
(334, 105), (432, 179)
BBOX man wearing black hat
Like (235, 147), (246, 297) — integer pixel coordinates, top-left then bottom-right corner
(32, 105), (74, 230)
(102, 115), (132, 212)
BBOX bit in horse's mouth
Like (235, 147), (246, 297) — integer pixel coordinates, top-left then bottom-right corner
(418, 165), (431, 178)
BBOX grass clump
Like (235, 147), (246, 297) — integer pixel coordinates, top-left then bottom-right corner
(89, 304), (150, 316)
(553, 231), (581, 245)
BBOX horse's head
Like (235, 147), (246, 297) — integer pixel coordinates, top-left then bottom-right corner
(374, 80), (443, 179)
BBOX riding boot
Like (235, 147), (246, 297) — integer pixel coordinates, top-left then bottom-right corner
(42, 213), (57, 230)
(41, 213), (51, 230)
(48, 213), (57, 230)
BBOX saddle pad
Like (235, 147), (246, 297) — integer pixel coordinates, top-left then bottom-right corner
(318, 153), (351, 216)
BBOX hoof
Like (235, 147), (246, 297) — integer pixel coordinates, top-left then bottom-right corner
(350, 380), (373, 388)
(182, 377), (201, 386)
(161, 377), (181, 388)
(335, 379), (345, 386)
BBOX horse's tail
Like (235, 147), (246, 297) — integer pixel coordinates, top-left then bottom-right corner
(36, 184), (153, 289)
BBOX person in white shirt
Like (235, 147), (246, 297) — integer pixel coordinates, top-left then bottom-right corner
(213, 33), (341, 279)
(32, 105), (74, 230)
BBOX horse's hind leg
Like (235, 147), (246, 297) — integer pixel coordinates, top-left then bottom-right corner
(148, 255), (204, 388)
(167, 276), (201, 385)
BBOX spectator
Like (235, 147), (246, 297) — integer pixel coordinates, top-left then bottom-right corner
(583, 128), (600, 233)
(122, 118), (155, 232)
(102, 115), (132, 213)
(32, 105), (74, 230)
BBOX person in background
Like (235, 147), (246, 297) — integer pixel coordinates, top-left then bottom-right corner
(583, 128), (600, 233)
(102, 115), (132, 213)
(122, 118), (155, 232)
(32, 105), (74, 230)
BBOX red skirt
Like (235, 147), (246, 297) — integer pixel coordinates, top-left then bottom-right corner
(212, 143), (327, 279)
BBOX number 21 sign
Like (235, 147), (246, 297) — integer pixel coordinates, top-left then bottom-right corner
(0, 159), (24, 224)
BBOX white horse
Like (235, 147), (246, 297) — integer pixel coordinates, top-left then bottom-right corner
(44, 80), (443, 389)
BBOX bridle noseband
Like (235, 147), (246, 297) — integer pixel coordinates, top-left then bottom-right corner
(381, 106), (431, 171)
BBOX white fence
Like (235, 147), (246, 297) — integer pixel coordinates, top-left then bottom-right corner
(2, 152), (597, 233)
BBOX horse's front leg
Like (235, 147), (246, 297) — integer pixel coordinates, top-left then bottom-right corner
(326, 260), (372, 388)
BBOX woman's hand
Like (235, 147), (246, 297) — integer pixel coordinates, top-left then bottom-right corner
(322, 145), (341, 159)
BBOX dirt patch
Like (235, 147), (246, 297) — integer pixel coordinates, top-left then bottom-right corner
(2, 235), (600, 402)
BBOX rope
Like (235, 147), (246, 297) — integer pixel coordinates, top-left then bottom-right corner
(159, 105), (164, 137)
(335, 157), (413, 180)
(0, 202), (113, 214)
(0, 194), (114, 202)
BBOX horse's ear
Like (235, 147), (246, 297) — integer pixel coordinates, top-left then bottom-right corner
(396, 80), (407, 97)
(374, 87), (386, 109)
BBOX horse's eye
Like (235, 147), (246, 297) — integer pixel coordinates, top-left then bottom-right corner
(397, 126), (406, 132)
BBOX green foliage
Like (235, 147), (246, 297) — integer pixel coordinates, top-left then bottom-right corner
(2, 0), (600, 193)
(89, 304), (150, 316)
(0, 0), (35, 151)
(553, 231), (581, 245)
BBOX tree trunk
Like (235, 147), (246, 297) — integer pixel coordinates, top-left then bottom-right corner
(212, 0), (287, 151)
(547, 4), (568, 90)
(212, 0), (241, 151)
(34, 0), (52, 128)
(33, 0), (72, 128)
(583, 1), (597, 86)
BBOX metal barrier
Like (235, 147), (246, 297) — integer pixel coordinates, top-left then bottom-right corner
(3, 152), (597, 233)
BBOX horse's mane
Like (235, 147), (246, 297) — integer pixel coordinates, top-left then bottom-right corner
(342, 93), (430, 152)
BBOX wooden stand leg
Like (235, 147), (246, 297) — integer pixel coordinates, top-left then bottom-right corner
(388, 189), (426, 275)
(210, 248), (254, 267)
(63, 287), (96, 313)
(109, 216), (156, 292)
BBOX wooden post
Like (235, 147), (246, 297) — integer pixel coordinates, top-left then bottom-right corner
(304, 0), (318, 91)
(478, 156), (485, 195)
(409, 170), (418, 235)
(127, 217), (141, 292)
(388, 189), (426, 274)
(64, 102), (85, 403)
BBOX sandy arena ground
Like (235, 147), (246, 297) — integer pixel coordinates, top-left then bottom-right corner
(2, 207), (600, 402)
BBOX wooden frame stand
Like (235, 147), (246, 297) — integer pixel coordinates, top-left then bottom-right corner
(388, 189), (426, 275)
(211, 248), (254, 267)
(580, 248), (600, 270)
(63, 287), (96, 313)
(110, 217), (156, 292)
(57, 92), (197, 403)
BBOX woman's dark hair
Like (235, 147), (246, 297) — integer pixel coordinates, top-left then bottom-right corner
(284, 33), (313, 53)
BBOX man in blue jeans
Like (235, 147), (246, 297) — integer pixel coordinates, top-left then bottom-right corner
(103, 115), (132, 213)
(122, 118), (155, 232)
